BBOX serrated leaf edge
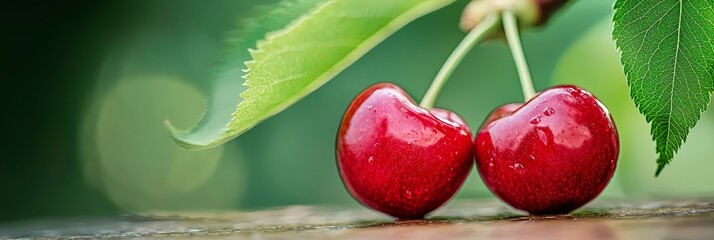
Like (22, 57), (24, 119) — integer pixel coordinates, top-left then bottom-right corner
(171, 0), (455, 149)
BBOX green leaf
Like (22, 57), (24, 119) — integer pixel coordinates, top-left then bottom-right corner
(165, 0), (328, 149)
(613, 0), (714, 176)
(167, 0), (455, 150)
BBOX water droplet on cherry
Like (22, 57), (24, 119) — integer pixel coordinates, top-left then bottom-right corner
(530, 115), (542, 124)
(509, 163), (525, 174)
(543, 107), (555, 116)
(536, 127), (549, 146)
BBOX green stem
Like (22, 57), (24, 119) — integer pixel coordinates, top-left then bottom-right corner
(502, 11), (536, 101)
(419, 14), (500, 109)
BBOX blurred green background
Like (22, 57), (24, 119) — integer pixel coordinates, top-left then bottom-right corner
(3, 0), (713, 223)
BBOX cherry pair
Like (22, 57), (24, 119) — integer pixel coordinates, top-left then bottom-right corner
(336, 83), (618, 219)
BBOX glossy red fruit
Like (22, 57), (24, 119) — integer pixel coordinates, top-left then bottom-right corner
(337, 83), (474, 219)
(475, 85), (618, 215)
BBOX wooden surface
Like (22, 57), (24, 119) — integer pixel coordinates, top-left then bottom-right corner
(2, 199), (714, 239)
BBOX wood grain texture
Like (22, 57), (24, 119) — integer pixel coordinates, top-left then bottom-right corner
(2, 199), (714, 239)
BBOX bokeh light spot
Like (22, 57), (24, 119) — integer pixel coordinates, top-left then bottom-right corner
(86, 75), (245, 212)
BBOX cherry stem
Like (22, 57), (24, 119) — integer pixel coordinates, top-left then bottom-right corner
(419, 14), (500, 109)
(502, 11), (536, 101)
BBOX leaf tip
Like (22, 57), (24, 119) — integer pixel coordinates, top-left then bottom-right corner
(164, 119), (188, 146)
(164, 119), (214, 151)
(654, 162), (666, 177)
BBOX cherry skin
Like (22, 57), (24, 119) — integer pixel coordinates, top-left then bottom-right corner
(475, 85), (619, 215)
(337, 83), (474, 219)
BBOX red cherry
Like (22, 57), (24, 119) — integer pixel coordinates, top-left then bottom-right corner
(475, 85), (618, 215)
(337, 83), (474, 219)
